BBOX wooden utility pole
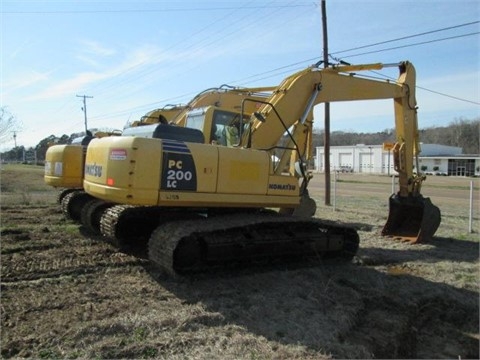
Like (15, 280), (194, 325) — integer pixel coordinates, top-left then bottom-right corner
(321, 0), (331, 205)
(12, 131), (17, 147)
(77, 94), (93, 133)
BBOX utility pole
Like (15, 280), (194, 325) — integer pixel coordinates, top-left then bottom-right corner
(321, 0), (331, 206)
(11, 131), (18, 162)
(76, 94), (93, 133)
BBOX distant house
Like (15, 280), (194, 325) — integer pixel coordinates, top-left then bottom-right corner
(315, 143), (480, 176)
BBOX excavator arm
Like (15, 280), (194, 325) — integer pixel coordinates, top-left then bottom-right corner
(244, 61), (440, 242)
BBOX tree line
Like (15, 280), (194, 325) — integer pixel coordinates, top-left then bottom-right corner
(1, 131), (99, 163)
(313, 118), (479, 154)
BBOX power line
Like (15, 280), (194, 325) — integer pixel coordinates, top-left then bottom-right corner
(93, 39), (480, 122)
(416, 86), (480, 106)
(3, 4), (312, 14)
(338, 32), (479, 59)
(160, 20), (479, 86)
(325, 21), (480, 106)
(331, 20), (479, 56)
(65, 19), (480, 121)
(83, 0), (261, 97)
(49, 1), (311, 123)
(225, 21), (480, 85)
(87, 0), (308, 102)
(367, 71), (480, 106)
(50, 1), (279, 120)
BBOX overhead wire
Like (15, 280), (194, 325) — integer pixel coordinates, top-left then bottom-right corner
(7, 2), (478, 126)
(416, 86), (480, 106)
(213, 20), (480, 88)
(89, 0), (312, 120)
(330, 20), (479, 56)
(3, 3), (313, 14)
(5, 0), (300, 129)
(229, 21), (480, 105)
(350, 64), (480, 107)
(85, 0), (262, 97)
(334, 32), (479, 59)
(366, 69), (480, 106)
(324, 20), (480, 106)
(94, 21), (480, 121)
(44, 0), (281, 125)
(92, 0), (306, 101)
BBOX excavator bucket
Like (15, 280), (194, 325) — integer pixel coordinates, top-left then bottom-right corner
(382, 194), (441, 243)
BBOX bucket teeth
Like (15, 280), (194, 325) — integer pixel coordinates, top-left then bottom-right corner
(382, 195), (441, 243)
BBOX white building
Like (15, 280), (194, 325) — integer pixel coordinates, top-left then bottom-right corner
(315, 143), (480, 176)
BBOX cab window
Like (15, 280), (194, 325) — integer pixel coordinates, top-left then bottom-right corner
(211, 110), (246, 146)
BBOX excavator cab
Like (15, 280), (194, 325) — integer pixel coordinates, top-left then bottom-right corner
(185, 106), (248, 147)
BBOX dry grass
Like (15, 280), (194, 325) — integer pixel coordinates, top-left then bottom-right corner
(1, 164), (57, 205)
(1, 165), (479, 359)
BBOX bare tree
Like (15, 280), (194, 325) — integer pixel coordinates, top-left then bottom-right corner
(0, 107), (21, 145)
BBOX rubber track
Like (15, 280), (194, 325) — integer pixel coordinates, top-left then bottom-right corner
(149, 214), (360, 276)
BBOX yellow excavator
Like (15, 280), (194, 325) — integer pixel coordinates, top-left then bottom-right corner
(44, 128), (123, 206)
(82, 61), (441, 275)
(127, 104), (186, 127)
(44, 105), (185, 196)
(45, 85), (274, 222)
(44, 104), (184, 221)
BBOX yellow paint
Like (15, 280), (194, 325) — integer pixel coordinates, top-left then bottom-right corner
(44, 145), (84, 187)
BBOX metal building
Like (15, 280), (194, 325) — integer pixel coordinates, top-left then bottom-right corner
(315, 144), (480, 176)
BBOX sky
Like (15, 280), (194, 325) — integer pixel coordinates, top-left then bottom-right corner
(1, 0), (479, 150)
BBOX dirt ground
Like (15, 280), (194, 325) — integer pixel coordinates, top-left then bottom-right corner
(1, 165), (479, 359)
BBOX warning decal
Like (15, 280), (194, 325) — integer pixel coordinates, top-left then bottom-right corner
(110, 148), (127, 160)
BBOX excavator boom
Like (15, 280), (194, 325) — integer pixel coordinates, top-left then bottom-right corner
(244, 61), (440, 242)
